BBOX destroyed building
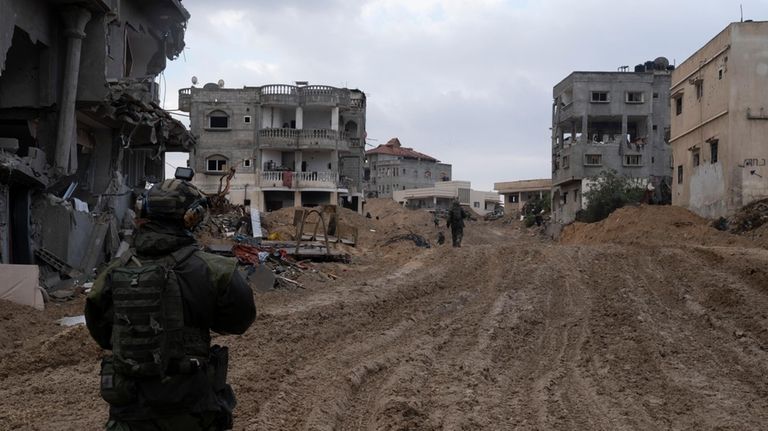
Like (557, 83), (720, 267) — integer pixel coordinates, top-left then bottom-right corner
(550, 61), (674, 223)
(671, 21), (768, 218)
(392, 180), (498, 215)
(365, 138), (452, 198)
(494, 179), (551, 215)
(178, 83), (367, 213)
(0, 0), (193, 285)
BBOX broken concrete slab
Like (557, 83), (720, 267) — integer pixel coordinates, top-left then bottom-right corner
(0, 264), (44, 310)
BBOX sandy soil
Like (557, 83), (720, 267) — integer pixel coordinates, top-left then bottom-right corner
(2, 202), (768, 430)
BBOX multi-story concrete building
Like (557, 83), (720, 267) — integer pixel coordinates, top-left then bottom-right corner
(179, 83), (366, 212)
(0, 0), (192, 274)
(365, 138), (452, 198)
(392, 180), (498, 215)
(671, 21), (768, 218)
(551, 61), (674, 223)
(494, 179), (552, 215)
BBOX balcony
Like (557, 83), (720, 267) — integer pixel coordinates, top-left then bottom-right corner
(257, 170), (339, 190)
(258, 128), (299, 149)
(178, 88), (191, 112)
(261, 84), (299, 106)
(301, 85), (350, 107)
(299, 129), (348, 151)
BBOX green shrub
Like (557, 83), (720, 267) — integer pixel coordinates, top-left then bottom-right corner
(577, 170), (645, 223)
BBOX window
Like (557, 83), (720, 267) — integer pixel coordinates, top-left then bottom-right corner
(509, 194), (518, 203)
(675, 96), (683, 115)
(243, 159), (252, 168)
(710, 139), (719, 164)
(653, 92), (659, 99)
(209, 110), (229, 128)
(626, 92), (644, 103)
(652, 125), (658, 131)
(206, 156), (227, 172)
(591, 91), (609, 103)
(692, 148), (700, 166)
(584, 154), (602, 166)
(695, 80), (704, 100)
(718, 68), (723, 80)
(563, 193), (567, 204)
(244, 115), (251, 124)
(562, 155), (570, 168)
(473, 202), (480, 208)
(677, 165), (683, 184)
(625, 155), (642, 166)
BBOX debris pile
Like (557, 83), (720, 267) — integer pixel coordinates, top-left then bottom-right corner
(728, 198), (768, 233)
(560, 204), (752, 247)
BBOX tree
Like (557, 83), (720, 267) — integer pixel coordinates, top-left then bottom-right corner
(577, 170), (644, 223)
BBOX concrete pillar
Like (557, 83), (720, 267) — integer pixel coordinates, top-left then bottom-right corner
(295, 107), (303, 129)
(331, 107), (339, 131)
(571, 121), (576, 144)
(621, 115), (628, 144)
(331, 191), (338, 205)
(55, 7), (92, 175)
(295, 150), (303, 172)
(580, 115), (588, 143)
(294, 190), (302, 208)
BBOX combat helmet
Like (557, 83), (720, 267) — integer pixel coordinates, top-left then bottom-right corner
(137, 179), (207, 229)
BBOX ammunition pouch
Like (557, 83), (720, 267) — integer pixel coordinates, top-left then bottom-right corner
(100, 356), (137, 407)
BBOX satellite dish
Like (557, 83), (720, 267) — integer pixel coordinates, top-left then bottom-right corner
(217, 79), (225, 88)
(191, 76), (198, 85)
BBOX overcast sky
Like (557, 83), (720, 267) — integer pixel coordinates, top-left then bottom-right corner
(162, 0), (768, 191)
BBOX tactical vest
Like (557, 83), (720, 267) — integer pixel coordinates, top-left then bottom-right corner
(108, 246), (210, 377)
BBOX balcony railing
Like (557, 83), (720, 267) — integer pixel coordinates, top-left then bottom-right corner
(258, 128), (299, 148)
(257, 170), (339, 189)
(178, 88), (191, 112)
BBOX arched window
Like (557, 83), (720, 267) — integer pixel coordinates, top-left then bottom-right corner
(344, 120), (358, 136)
(208, 110), (229, 128)
(206, 154), (228, 172)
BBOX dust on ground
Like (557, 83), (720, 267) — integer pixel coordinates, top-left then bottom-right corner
(3, 201), (768, 430)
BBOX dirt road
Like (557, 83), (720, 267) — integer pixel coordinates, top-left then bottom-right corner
(2, 206), (768, 430)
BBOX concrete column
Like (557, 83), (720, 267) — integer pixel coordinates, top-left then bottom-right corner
(257, 191), (265, 212)
(55, 7), (92, 175)
(331, 107), (339, 131)
(621, 115), (628, 144)
(331, 191), (338, 205)
(295, 107), (303, 129)
(571, 121), (576, 144)
(294, 150), (303, 172)
(580, 116), (588, 143)
(330, 149), (338, 171)
(294, 190), (302, 208)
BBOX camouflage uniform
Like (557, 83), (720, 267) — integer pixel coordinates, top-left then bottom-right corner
(446, 202), (468, 247)
(85, 181), (256, 431)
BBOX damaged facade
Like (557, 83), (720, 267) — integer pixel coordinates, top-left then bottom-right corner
(179, 83), (366, 213)
(0, 0), (193, 287)
(671, 21), (768, 218)
(365, 137), (452, 198)
(392, 180), (498, 215)
(551, 60), (674, 223)
(494, 179), (551, 215)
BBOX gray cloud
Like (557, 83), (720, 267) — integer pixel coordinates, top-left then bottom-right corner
(166, 0), (768, 190)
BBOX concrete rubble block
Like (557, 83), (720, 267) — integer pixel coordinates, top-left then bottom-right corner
(0, 264), (45, 310)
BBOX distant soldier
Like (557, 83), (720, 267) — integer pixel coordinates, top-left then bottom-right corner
(433, 211), (440, 228)
(85, 179), (256, 431)
(446, 200), (468, 247)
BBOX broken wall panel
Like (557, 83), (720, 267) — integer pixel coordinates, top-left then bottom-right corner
(0, 264), (44, 310)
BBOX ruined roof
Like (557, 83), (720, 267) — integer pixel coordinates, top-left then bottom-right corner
(85, 79), (195, 152)
(365, 138), (437, 162)
(494, 179), (552, 193)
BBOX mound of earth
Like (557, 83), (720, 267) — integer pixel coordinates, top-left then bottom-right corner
(560, 204), (751, 247)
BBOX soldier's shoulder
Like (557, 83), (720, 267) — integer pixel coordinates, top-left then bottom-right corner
(190, 250), (237, 284)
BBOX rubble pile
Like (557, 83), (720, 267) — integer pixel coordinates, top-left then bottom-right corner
(560, 204), (753, 247)
(728, 198), (768, 233)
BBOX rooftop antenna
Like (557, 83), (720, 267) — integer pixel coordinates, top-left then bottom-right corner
(740, 4), (744, 22)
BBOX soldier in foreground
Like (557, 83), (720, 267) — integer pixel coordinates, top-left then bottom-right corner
(446, 200), (469, 247)
(85, 177), (256, 430)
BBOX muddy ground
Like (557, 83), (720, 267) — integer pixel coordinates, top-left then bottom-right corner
(2, 201), (768, 430)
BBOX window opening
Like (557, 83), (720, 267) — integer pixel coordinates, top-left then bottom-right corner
(710, 139), (719, 164)
(209, 111), (229, 128)
(591, 91), (609, 103)
(626, 92), (644, 103)
(625, 155), (642, 166)
(677, 165), (683, 184)
(584, 154), (602, 166)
